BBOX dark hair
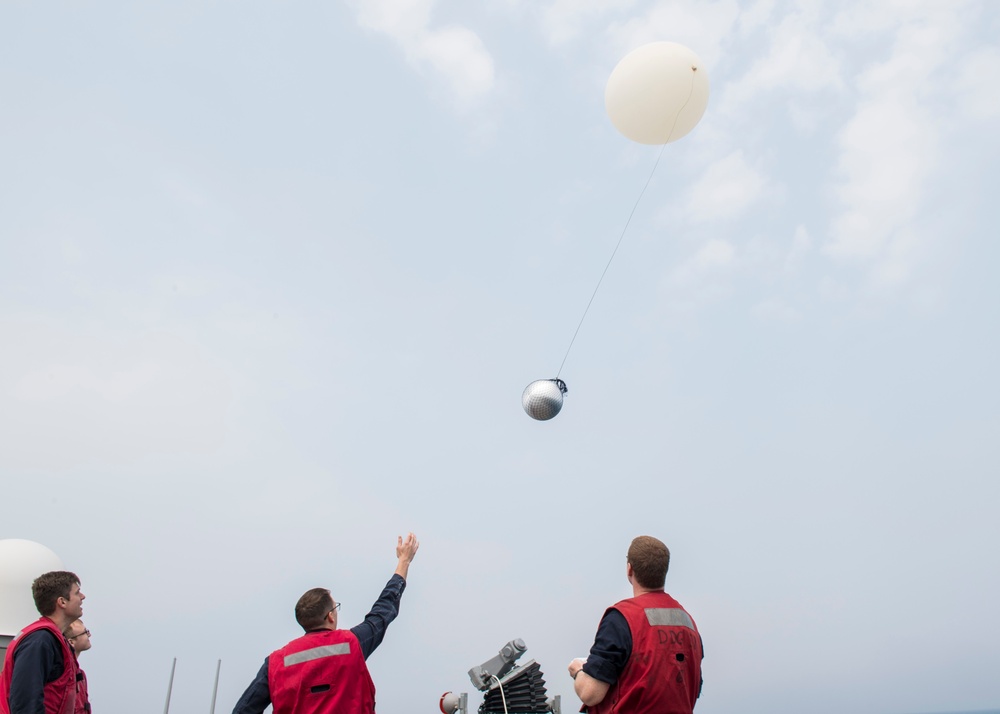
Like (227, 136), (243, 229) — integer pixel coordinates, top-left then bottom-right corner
(295, 588), (334, 631)
(627, 536), (670, 589)
(32, 571), (80, 617)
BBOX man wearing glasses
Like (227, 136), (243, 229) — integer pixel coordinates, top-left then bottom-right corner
(0, 571), (85, 714)
(232, 533), (419, 714)
(63, 622), (91, 714)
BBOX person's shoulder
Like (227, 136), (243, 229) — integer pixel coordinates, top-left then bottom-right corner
(319, 628), (360, 642)
(9, 627), (64, 670)
(300, 629), (359, 643)
(19, 627), (62, 648)
(608, 596), (643, 615)
(658, 591), (694, 612)
(339, 629), (362, 645)
(595, 607), (630, 642)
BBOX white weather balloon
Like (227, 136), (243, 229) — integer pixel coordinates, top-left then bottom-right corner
(0, 539), (63, 635)
(522, 379), (568, 421)
(605, 41), (710, 145)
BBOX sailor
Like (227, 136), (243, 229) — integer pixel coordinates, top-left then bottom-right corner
(232, 533), (419, 714)
(1, 571), (85, 714)
(568, 536), (703, 714)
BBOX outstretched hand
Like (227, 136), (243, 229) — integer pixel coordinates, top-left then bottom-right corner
(395, 533), (419, 580)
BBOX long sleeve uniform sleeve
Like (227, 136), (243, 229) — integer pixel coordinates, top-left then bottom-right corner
(7, 631), (64, 714)
(581, 609), (632, 686)
(350, 573), (406, 660)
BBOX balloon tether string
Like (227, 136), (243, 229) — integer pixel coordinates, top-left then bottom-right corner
(555, 66), (698, 380)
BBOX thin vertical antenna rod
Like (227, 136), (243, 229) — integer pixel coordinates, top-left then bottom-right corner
(163, 658), (177, 714)
(209, 659), (222, 714)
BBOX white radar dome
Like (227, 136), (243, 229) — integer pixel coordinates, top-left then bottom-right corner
(0, 539), (63, 636)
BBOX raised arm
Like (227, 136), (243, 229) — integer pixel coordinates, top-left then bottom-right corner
(350, 533), (420, 659)
(394, 532), (419, 581)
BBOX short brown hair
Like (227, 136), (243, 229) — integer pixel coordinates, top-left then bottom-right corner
(295, 588), (334, 631)
(32, 571), (80, 617)
(64, 620), (86, 638)
(627, 536), (670, 589)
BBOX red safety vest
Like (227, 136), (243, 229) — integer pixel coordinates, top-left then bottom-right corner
(589, 592), (703, 714)
(0, 618), (77, 714)
(268, 630), (376, 714)
(72, 658), (90, 714)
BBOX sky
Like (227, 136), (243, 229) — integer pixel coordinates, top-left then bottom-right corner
(1, 1), (998, 713)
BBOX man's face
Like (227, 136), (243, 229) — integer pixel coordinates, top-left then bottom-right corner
(60, 583), (85, 619)
(67, 621), (92, 653)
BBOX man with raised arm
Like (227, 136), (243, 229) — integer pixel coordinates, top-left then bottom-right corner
(232, 533), (419, 714)
(568, 536), (704, 714)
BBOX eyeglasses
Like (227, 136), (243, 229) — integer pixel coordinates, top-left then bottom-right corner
(327, 603), (342, 617)
(69, 630), (91, 640)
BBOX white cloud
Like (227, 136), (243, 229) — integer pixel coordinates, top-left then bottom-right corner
(829, 0), (976, 36)
(659, 238), (738, 311)
(734, 0), (777, 37)
(354, 0), (434, 37)
(953, 46), (1000, 122)
(347, 0), (495, 106)
(825, 95), (931, 261)
(719, 4), (843, 113)
(537, 0), (635, 47)
(680, 149), (777, 223)
(513, 0), (740, 64)
(604, 0), (742, 70)
(742, 224), (813, 281)
(667, 238), (737, 288)
(823, 4), (966, 291)
(417, 26), (496, 99)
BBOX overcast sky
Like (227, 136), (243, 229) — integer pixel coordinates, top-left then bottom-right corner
(2, 1), (998, 713)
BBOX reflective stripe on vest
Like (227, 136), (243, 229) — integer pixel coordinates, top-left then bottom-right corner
(644, 607), (695, 630)
(283, 643), (351, 667)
